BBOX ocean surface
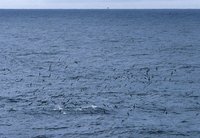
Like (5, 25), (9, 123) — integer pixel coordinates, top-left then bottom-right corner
(0, 9), (200, 138)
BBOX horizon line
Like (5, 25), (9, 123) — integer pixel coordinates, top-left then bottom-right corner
(0, 8), (200, 10)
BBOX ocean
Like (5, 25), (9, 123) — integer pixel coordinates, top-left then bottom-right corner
(0, 9), (200, 137)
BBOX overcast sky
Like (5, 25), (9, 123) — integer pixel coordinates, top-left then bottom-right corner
(0, 0), (199, 9)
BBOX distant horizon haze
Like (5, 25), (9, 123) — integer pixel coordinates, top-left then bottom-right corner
(0, 0), (199, 9)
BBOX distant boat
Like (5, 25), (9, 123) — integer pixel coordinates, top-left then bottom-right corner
(107, 7), (110, 10)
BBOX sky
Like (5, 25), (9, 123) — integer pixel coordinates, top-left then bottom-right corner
(0, 0), (199, 9)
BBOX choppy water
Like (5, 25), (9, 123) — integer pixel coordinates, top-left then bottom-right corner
(0, 10), (200, 138)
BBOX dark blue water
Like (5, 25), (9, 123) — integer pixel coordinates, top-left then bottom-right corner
(0, 10), (200, 138)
